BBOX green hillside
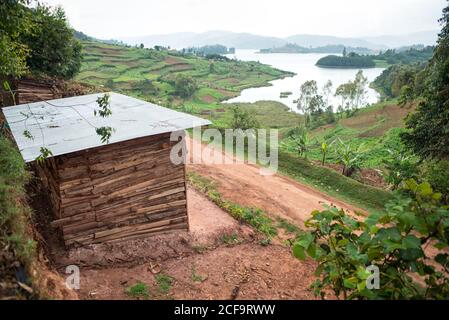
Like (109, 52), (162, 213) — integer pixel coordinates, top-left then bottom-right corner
(76, 41), (293, 111)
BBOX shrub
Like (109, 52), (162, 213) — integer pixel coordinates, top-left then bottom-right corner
(174, 74), (197, 98)
(293, 179), (449, 300)
(382, 148), (419, 190)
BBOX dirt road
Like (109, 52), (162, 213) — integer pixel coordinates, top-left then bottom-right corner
(187, 137), (359, 226)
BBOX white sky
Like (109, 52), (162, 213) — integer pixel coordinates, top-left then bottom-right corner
(42, 0), (447, 39)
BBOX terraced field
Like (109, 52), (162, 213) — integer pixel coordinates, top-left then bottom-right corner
(76, 42), (293, 110)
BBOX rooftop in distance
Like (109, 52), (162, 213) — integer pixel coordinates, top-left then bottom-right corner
(2, 92), (211, 162)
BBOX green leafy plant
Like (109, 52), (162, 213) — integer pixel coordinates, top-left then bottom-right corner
(94, 93), (112, 118)
(382, 148), (418, 190)
(95, 126), (114, 144)
(334, 139), (364, 177)
(288, 127), (310, 159)
(293, 179), (449, 300)
(22, 130), (33, 140)
(321, 141), (328, 165)
(35, 147), (53, 164)
(94, 93), (114, 144)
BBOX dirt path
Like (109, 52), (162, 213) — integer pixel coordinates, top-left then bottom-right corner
(187, 137), (360, 227)
(71, 188), (319, 300)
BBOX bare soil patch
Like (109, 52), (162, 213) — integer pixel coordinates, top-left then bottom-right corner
(78, 244), (318, 300)
(201, 95), (215, 103)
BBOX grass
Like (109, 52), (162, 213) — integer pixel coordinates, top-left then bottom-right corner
(277, 151), (393, 214)
(125, 282), (150, 299)
(155, 274), (173, 295)
(0, 135), (36, 299)
(187, 171), (277, 240)
(212, 100), (303, 129)
(220, 233), (241, 245)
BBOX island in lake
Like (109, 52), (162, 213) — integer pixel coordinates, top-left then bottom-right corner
(316, 46), (435, 69)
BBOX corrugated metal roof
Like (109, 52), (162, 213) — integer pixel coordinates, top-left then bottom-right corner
(2, 92), (211, 162)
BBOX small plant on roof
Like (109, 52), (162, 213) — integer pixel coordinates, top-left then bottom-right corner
(23, 130), (34, 140)
(96, 126), (114, 144)
(94, 93), (115, 144)
(35, 147), (53, 164)
(94, 93), (112, 118)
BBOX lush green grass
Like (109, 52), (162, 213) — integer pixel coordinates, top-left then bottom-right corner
(277, 151), (394, 213)
(77, 41), (292, 109)
(211, 101), (302, 129)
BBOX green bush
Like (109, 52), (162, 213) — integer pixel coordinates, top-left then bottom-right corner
(293, 179), (449, 300)
(423, 160), (449, 204)
(0, 136), (36, 298)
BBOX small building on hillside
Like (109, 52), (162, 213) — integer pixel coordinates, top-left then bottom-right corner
(2, 92), (210, 246)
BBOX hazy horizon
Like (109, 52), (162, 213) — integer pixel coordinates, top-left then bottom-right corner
(43, 0), (447, 40)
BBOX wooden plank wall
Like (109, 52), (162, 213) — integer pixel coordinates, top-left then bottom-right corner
(38, 132), (189, 246)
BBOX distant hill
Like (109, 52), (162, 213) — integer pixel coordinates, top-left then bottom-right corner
(112, 30), (439, 51)
(121, 31), (286, 50)
(284, 34), (380, 50)
(259, 43), (375, 55)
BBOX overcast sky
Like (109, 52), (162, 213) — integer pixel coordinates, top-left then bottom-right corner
(43, 0), (447, 39)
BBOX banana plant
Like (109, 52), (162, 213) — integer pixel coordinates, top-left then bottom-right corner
(334, 138), (364, 177)
(321, 141), (328, 165)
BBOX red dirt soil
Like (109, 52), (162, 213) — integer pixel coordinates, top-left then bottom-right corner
(186, 137), (360, 227)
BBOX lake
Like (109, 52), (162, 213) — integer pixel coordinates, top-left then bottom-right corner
(224, 50), (385, 111)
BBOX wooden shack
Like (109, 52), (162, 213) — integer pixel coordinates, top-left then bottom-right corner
(2, 92), (210, 246)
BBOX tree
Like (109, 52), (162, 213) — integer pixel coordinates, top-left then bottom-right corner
(0, 0), (33, 78)
(0, 2), (82, 80)
(297, 80), (319, 127)
(335, 82), (354, 115)
(174, 74), (197, 98)
(20, 5), (82, 79)
(335, 71), (368, 116)
(401, 2), (449, 160)
(352, 70), (368, 111)
(229, 106), (259, 130)
(322, 80), (333, 109)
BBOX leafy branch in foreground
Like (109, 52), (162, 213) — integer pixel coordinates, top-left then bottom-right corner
(292, 179), (449, 300)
